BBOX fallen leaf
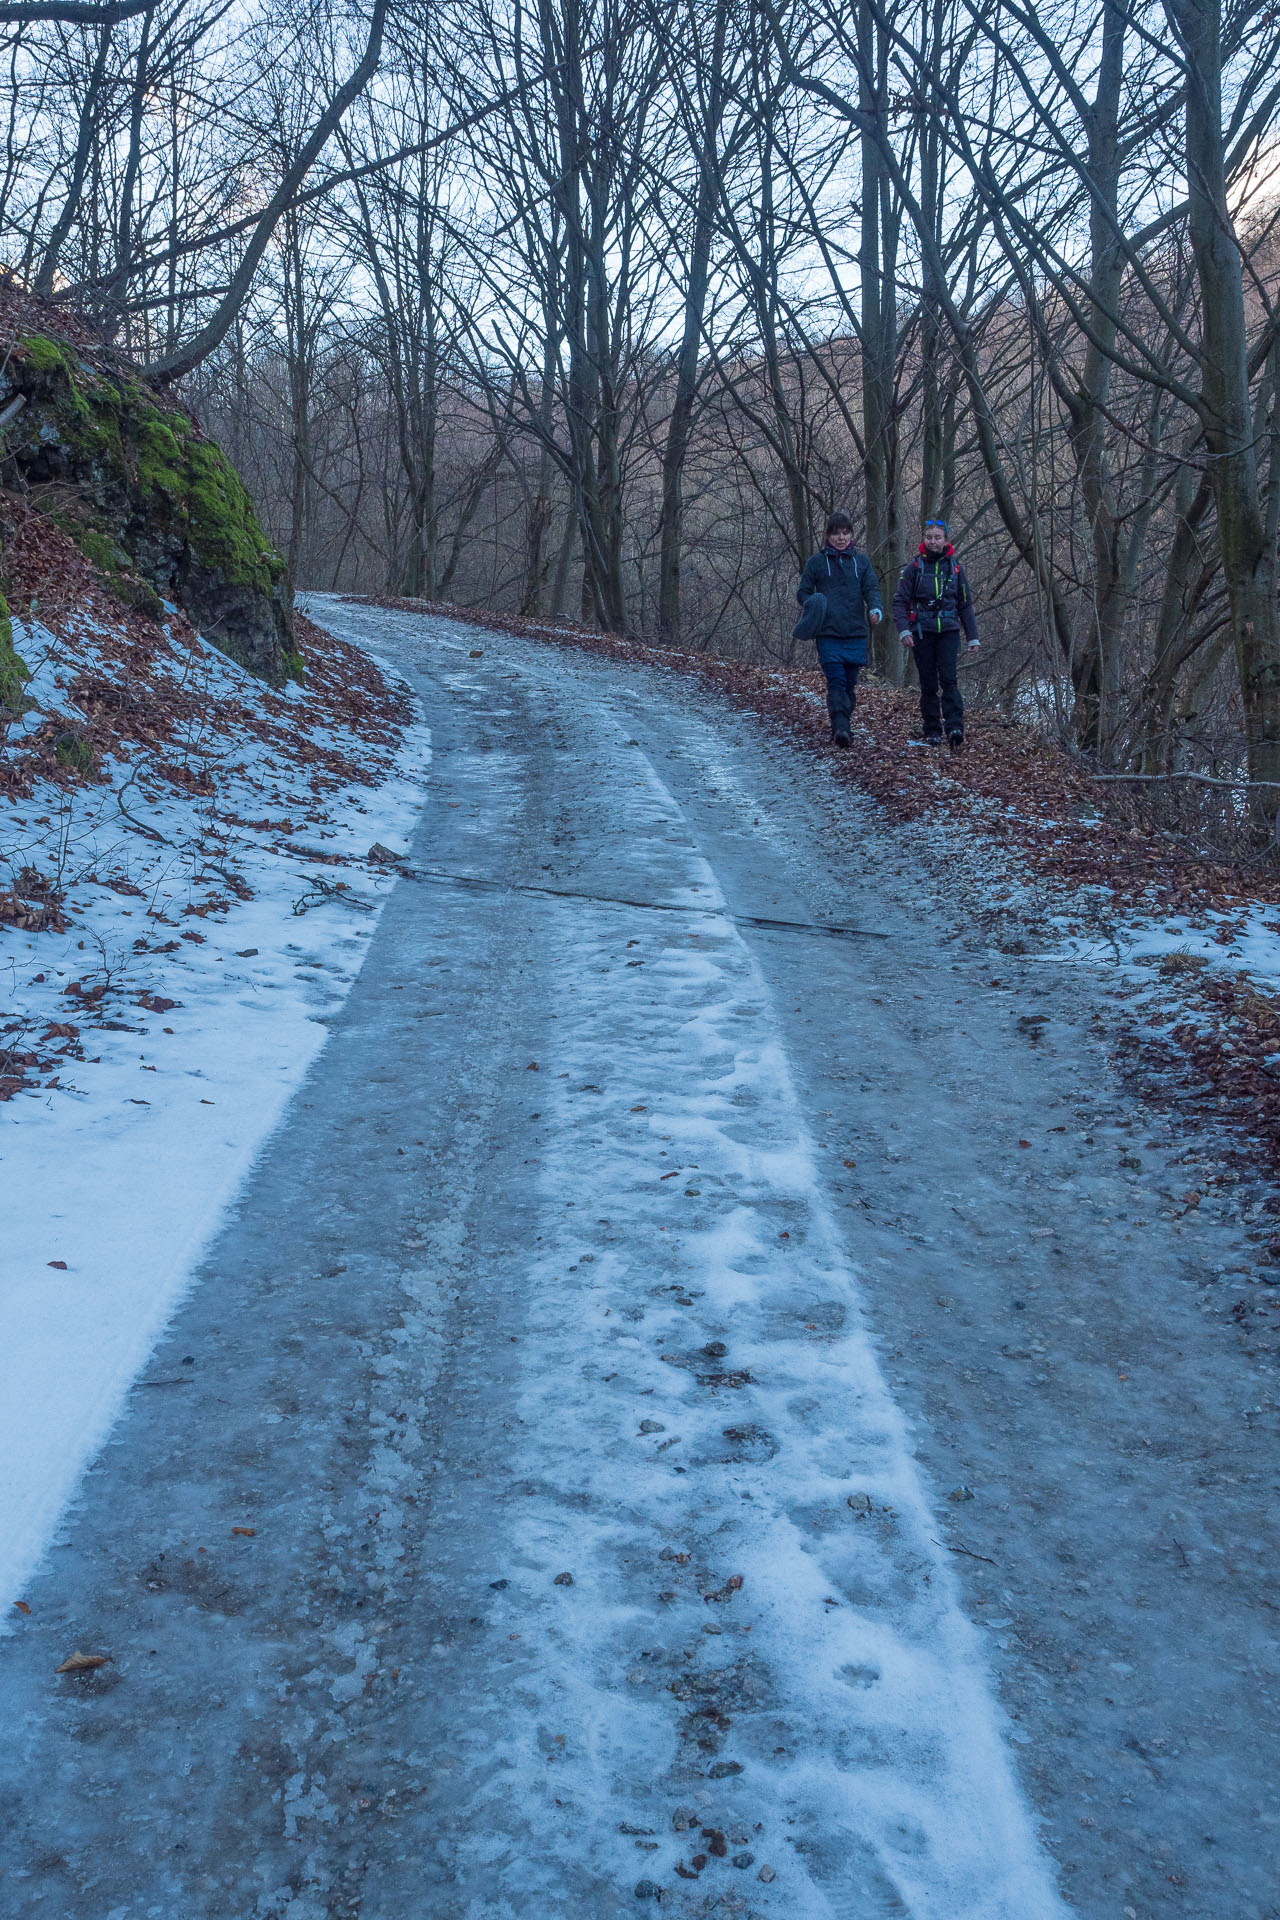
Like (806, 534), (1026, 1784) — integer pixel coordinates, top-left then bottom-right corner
(1018, 1139), (1031, 1149)
(56, 1650), (108, 1674)
(843, 1158), (856, 1167)
(553, 1571), (574, 1587)
(13, 1601), (30, 1615)
(231, 1527), (255, 1537)
(527, 1061), (539, 1071)
(47, 1259), (67, 1270)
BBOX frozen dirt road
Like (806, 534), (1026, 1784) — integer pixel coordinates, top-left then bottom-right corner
(1, 600), (1277, 1920)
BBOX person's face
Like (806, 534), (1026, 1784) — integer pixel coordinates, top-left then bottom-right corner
(828, 526), (854, 551)
(923, 523), (948, 554)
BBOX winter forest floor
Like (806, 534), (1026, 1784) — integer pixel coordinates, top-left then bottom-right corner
(2, 592), (1279, 1919)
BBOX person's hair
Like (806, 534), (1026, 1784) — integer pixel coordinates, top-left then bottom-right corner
(825, 511), (854, 538)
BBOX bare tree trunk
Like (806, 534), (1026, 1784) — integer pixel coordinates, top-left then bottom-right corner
(97, 0), (155, 342)
(33, 19), (113, 295)
(856, 0), (902, 682)
(656, 0), (728, 643)
(1166, 0), (1280, 812)
(1060, 0), (1127, 754)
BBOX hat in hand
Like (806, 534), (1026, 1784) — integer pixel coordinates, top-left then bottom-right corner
(792, 592), (827, 642)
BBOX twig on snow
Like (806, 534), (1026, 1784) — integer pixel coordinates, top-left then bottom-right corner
(292, 875), (373, 917)
(932, 1537), (998, 1565)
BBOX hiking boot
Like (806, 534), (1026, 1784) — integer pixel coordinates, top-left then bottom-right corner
(920, 732), (943, 746)
(948, 730), (965, 752)
(833, 730), (852, 750)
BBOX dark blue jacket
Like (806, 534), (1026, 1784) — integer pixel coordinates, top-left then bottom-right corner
(892, 545), (978, 641)
(796, 546), (883, 660)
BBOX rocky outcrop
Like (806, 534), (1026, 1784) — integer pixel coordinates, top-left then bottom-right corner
(0, 325), (295, 684)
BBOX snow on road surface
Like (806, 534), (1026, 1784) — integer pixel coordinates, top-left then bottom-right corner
(0, 612), (430, 1615)
(3, 598), (1277, 1920)
(468, 748), (1063, 1917)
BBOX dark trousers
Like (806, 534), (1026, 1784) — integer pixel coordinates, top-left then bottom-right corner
(913, 631), (963, 736)
(817, 644), (862, 733)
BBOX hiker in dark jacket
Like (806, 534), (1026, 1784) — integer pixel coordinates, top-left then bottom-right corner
(892, 517), (979, 750)
(795, 511), (883, 749)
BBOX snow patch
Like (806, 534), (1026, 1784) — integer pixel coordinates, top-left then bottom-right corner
(0, 608), (429, 1614)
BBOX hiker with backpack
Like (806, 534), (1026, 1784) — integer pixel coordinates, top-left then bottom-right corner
(794, 511), (884, 749)
(892, 517), (980, 750)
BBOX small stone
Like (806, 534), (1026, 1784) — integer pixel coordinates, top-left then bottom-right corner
(672, 1807), (698, 1832)
(634, 1878), (662, 1900)
(702, 1341), (728, 1358)
(489, 1578), (509, 1590)
(639, 1419), (665, 1434)
(553, 1571), (574, 1587)
(702, 1828), (728, 1858)
(732, 1852), (755, 1869)
(758, 1864), (776, 1883)
(948, 1485), (975, 1502)
(709, 1761), (743, 1779)
(847, 1492), (872, 1512)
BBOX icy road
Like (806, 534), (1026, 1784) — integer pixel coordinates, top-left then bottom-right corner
(2, 599), (1278, 1920)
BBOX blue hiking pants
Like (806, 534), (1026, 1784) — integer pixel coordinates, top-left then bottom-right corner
(816, 640), (863, 734)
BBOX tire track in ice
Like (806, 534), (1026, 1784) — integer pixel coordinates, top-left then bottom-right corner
(478, 728), (1069, 1919)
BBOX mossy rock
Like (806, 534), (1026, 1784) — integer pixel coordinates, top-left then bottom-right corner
(0, 593), (32, 714)
(56, 516), (165, 618)
(2, 331), (291, 682)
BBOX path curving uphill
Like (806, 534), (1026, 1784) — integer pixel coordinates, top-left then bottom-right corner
(1, 598), (1275, 1920)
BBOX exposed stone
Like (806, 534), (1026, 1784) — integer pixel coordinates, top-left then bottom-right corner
(0, 327), (292, 683)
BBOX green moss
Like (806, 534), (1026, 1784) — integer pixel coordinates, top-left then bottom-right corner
(132, 399), (283, 593)
(7, 326), (289, 680)
(17, 334), (123, 463)
(136, 409), (189, 499)
(0, 594), (32, 714)
(63, 519), (164, 617)
(17, 333), (79, 377)
(184, 438), (280, 592)
(54, 731), (94, 774)
(282, 649), (306, 684)
(73, 525), (130, 574)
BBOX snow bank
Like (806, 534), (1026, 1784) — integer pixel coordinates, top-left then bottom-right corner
(0, 602), (429, 1614)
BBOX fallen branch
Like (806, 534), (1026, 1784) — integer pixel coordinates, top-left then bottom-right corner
(1088, 770), (1280, 790)
(292, 875), (373, 917)
(117, 776), (172, 845)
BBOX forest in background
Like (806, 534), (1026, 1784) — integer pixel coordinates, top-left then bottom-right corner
(0, 0), (1278, 809)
